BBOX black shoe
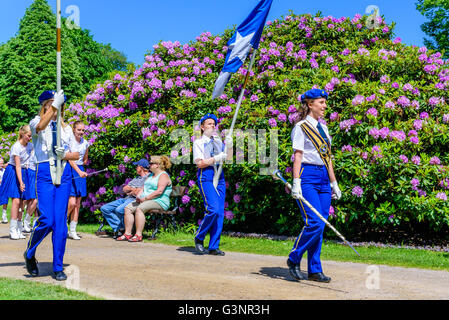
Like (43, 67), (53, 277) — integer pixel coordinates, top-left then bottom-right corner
(194, 238), (208, 254)
(286, 259), (305, 281)
(208, 249), (225, 256)
(54, 271), (67, 281)
(308, 272), (331, 283)
(23, 252), (39, 277)
(113, 230), (123, 239)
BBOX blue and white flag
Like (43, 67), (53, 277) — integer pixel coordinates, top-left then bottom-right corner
(212, 0), (273, 99)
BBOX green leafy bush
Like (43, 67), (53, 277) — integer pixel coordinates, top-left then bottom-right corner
(6, 12), (449, 239)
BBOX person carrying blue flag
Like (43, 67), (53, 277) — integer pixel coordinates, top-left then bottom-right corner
(193, 114), (231, 256)
(24, 90), (80, 281)
(287, 89), (342, 283)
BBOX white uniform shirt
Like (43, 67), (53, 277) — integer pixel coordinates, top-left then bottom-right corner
(193, 134), (224, 163)
(0, 167), (5, 182)
(28, 151), (36, 171)
(29, 116), (74, 163)
(8, 141), (34, 168)
(70, 137), (90, 165)
(291, 115), (332, 166)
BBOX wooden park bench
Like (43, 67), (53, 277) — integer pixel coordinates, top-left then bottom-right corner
(95, 185), (187, 240)
(146, 185), (187, 239)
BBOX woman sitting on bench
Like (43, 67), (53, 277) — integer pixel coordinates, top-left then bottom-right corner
(117, 156), (173, 242)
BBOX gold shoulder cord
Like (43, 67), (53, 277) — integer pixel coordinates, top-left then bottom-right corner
(300, 122), (332, 174)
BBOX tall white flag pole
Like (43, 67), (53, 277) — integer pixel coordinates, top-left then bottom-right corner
(55, 0), (62, 185)
(213, 48), (258, 191)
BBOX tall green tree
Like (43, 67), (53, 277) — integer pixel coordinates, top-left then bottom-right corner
(0, 0), (83, 131)
(0, 0), (132, 132)
(66, 28), (129, 93)
(416, 0), (449, 58)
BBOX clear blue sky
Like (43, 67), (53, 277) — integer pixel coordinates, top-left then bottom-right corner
(1, 0), (427, 66)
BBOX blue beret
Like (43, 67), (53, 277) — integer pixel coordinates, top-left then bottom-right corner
(38, 90), (67, 105)
(301, 89), (328, 103)
(133, 158), (150, 168)
(199, 113), (218, 126)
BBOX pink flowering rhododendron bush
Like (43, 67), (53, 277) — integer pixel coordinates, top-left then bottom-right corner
(0, 133), (17, 161)
(42, 12), (449, 239)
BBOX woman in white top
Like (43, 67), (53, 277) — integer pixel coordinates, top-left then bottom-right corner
(287, 89), (342, 283)
(24, 90), (79, 281)
(0, 125), (34, 239)
(67, 121), (89, 240)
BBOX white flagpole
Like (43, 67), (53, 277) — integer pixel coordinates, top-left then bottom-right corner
(55, 0), (62, 185)
(213, 49), (258, 191)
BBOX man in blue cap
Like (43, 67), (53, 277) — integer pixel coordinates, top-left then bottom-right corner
(99, 158), (150, 238)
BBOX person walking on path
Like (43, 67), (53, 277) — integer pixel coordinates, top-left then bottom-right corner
(287, 89), (342, 283)
(0, 158), (9, 224)
(24, 90), (80, 281)
(192, 113), (231, 256)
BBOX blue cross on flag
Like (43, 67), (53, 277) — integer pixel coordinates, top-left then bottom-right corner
(212, 0), (273, 99)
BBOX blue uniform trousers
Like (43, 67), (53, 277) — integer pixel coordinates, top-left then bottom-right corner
(25, 162), (72, 272)
(195, 166), (225, 251)
(289, 164), (331, 274)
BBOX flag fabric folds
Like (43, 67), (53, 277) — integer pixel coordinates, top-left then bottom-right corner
(212, 0), (273, 99)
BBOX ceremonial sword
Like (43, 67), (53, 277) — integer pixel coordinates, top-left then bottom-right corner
(72, 168), (109, 180)
(272, 169), (360, 256)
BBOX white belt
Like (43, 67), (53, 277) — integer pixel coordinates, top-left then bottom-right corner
(36, 159), (51, 164)
(36, 157), (67, 185)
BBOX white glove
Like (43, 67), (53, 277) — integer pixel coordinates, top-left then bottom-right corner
(291, 178), (302, 199)
(55, 146), (66, 160)
(51, 90), (65, 110)
(331, 181), (342, 200)
(213, 152), (227, 163)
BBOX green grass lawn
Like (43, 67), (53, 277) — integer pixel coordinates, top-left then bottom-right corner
(0, 278), (102, 300)
(77, 224), (449, 271)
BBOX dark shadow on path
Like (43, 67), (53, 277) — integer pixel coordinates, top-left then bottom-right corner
(255, 266), (349, 294)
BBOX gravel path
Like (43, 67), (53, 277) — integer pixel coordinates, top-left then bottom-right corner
(1, 224), (448, 300)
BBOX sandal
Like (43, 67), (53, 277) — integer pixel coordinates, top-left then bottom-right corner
(116, 234), (133, 241)
(128, 235), (143, 242)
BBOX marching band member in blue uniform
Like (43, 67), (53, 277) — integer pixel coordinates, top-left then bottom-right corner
(24, 90), (79, 281)
(0, 158), (8, 224)
(67, 120), (89, 240)
(193, 113), (231, 256)
(0, 125), (34, 240)
(287, 89), (342, 283)
(22, 150), (38, 233)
